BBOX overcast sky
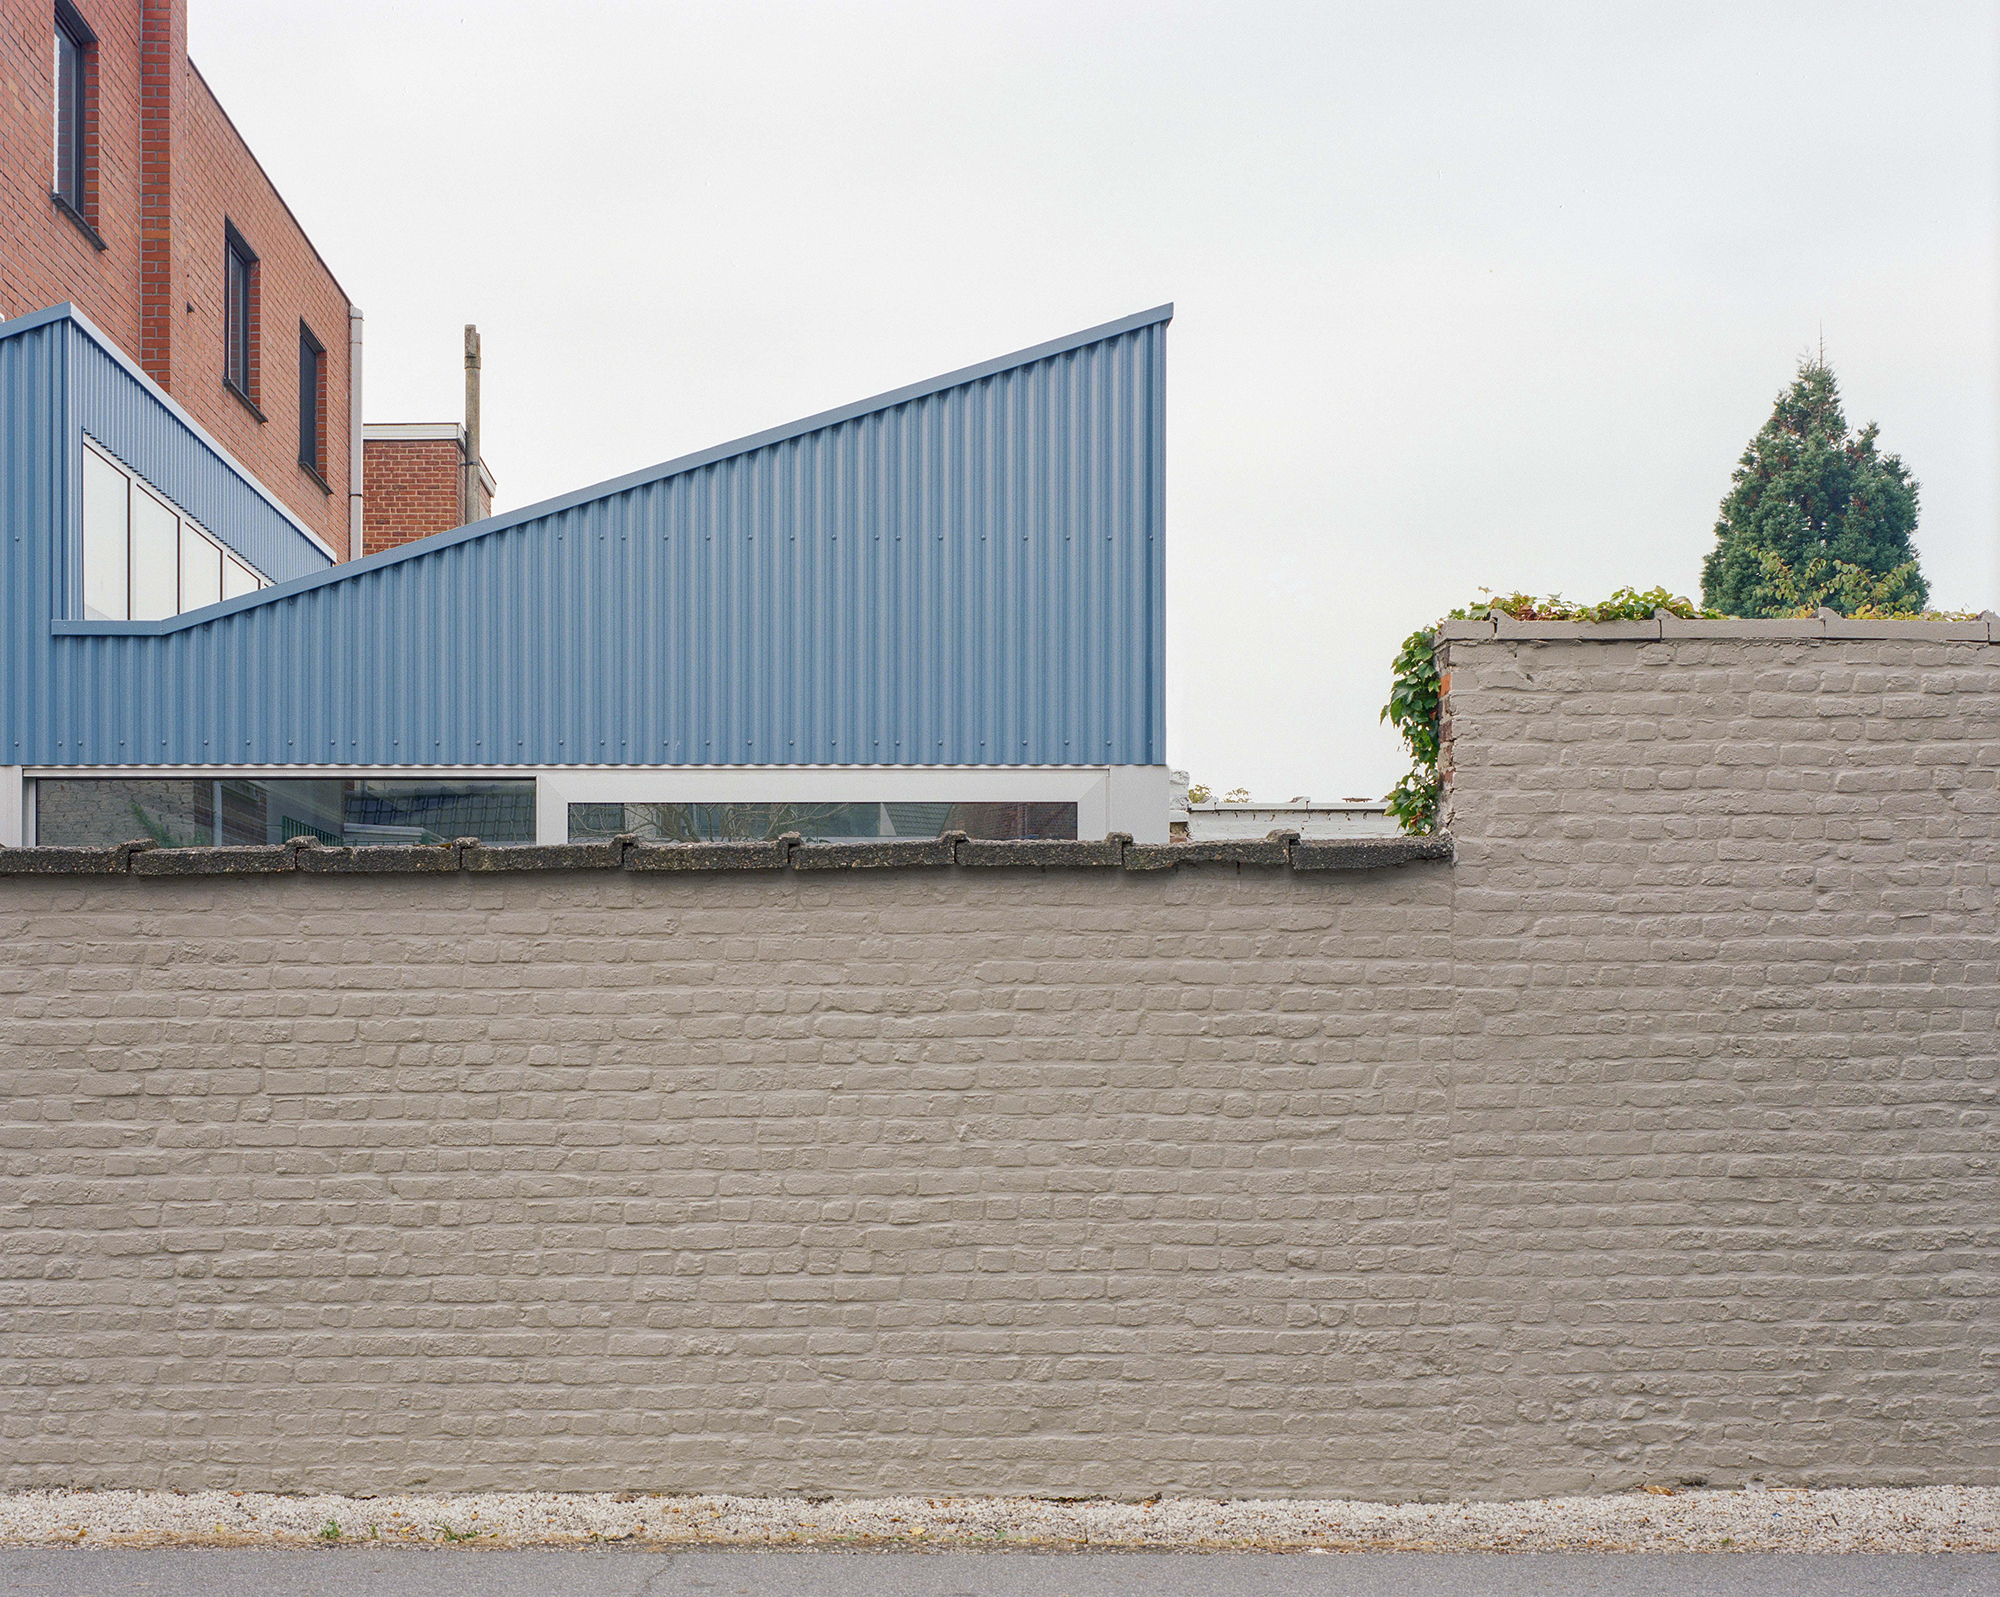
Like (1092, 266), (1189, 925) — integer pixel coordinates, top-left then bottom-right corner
(193, 0), (1998, 800)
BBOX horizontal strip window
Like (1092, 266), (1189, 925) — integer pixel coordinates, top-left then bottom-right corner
(569, 801), (1078, 843)
(82, 438), (268, 620)
(35, 778), (536, 849)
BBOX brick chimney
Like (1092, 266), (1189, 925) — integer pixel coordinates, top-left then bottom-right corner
(360, 425), (495, 553)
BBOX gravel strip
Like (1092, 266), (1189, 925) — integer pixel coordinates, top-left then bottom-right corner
(0, 1487), (1994, 1553)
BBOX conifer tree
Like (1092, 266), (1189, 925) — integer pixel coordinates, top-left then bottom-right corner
(1701, 359), (1926, 616)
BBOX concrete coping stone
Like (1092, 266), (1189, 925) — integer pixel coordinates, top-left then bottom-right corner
(293, 840), (461, 874)
(129, 841), (301, 875)
(791, 834), (965, 870)
(0, 832), (1457, 876)
(459, 839), (625, 872)
(955, 834), (1130, 868)
(1292, 834), (1453, 871)
(1492, 616), (1662, 641)
(626, 835), (796, 871)
(1657, 616), (1827, 639)
(0, 839), (149, 874)
(1820, 616), (1990, 641)
(1125, 836), (1294, 871)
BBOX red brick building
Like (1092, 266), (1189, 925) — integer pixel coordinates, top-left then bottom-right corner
(1, 0), (359, 557)
(363, 423), (495, 555)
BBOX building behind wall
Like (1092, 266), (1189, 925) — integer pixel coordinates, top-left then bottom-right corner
(363, 424), (495, 554)
(1, 0), (359, 558)
(1, 303), (1174, 848)
(2, 2), (1170, 849)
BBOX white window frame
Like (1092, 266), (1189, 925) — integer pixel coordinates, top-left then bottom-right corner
(80, 436), (269, 619)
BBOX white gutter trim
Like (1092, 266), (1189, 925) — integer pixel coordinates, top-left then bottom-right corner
(362, 422), (498, 496)
(347, 306), (365, 561)
(363, 422), (460, 440)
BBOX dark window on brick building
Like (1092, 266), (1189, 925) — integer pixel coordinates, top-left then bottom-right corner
(52, 2), (93, 214)
(224, 225), (257, 401)
(298, 323), (324, 476)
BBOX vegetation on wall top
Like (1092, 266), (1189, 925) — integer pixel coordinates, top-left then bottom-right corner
(1382, 588), (1706, 835)
(1381, 584), (1981, 836)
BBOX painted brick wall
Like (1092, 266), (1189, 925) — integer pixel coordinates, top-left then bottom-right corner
(0, 0), (352, 554)
(0, 631), (1994, 1497)
(1436, 628), (2000, 1492)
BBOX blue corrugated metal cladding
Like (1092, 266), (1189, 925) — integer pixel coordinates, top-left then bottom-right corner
(3, 303), (1169, 769)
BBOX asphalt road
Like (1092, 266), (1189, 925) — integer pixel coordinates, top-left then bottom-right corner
(2, 1550), (1998, 1597)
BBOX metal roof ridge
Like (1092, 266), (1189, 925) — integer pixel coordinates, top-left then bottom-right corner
(52, 305), (1175, 637)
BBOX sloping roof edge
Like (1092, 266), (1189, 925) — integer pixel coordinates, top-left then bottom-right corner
(0, 301), (343, 565)
(48, 304), (1174, 638)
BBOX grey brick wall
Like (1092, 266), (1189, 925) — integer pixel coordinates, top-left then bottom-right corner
(1440, 632), (1999, 1495)
(1, 630), (1994, 1497)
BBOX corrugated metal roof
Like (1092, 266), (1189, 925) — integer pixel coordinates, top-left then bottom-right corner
(5, 304), (1169, 769)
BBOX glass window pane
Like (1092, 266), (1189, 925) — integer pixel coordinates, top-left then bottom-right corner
(569, 800), (1079, 842)
(226, 247), (247, 391)
(129, 487), (178, 620)
(298, 333), (319, 470)
(179, 522), (222, 611)
(222, 554), (259, 599)
(36, 778), (213, 849)
(54, 27), (85, 209)
(343, 780), (535, 844)
(82, 449), (128, 620)
(35, 778), (535, 848)
(53, 29), (79, 204)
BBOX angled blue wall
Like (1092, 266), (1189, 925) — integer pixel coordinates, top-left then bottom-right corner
(6, 304), (1168, 769)
(69, 321), (338, 587)
(0, 315), (65, 770)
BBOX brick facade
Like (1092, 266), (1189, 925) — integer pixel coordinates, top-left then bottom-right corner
(362, 428), (493, 554)
(1, 0), (353, 554)
(1, 627), (1994, 1497)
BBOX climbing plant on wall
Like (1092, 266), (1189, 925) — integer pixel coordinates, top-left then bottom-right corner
(1380, 588), (1711, 836)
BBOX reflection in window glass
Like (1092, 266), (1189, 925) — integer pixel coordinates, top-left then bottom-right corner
(34, 778), (536, 849)
(80, 440), (268, 620)
(82, 448), (128, 619)
(52, 12), (86, 211)
(568, 801), (1078, 843)
(129, 487), (179, 620)
(179, 520), (223, 610)
(225, 229), (256, 398)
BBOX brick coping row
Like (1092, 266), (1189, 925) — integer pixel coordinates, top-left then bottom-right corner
(0, 831), (1453, 878)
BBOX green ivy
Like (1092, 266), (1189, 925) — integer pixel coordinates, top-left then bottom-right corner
(1381, 627), (1443, 834)
(1381, 583), (1977, 835)
(1379, 588), (1712, 835)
